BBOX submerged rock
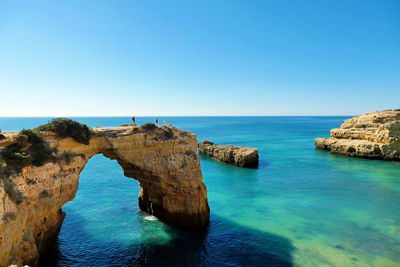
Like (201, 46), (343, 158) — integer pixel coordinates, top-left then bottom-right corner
(198, 140), (259, 168)
(315, 110), (400, 160)
(0, 125), (209, 266)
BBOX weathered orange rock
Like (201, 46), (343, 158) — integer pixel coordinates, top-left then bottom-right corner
(315, 110), (400, 160)
(198, 140), (259, 168)
(0, 125), (209, 266)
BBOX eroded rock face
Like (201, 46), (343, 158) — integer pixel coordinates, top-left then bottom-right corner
(315, 110), (400, 160)
(0, 125), (209, 266)
(198, 140), (259, 168)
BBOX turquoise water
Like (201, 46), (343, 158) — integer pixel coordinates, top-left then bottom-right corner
(1, 117), (400, 266)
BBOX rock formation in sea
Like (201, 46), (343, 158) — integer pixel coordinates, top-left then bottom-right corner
(315, 110), (400, 160)
(198, 140), (259, 168)
(0, 122), (209, 266)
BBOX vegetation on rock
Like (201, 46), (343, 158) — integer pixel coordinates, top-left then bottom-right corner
(141, 123), (158, 130)
(0, 134), (5, 140)
(37, 118), (92, 145)
(1, 129), (56, 168)
(0, 177), (26, 204)
(0, 129), (56, 204)
(163, 127), (174, 139)
(0, 124), (86, 205)
(0, 123), (210, 265)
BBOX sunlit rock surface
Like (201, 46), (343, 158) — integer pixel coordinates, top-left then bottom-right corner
(198, 140), (259, 168)
(0, 125), (209, 266)
(315, 110), (400, 160)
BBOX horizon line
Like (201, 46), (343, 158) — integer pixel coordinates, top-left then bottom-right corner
(0, 115), (356, 118)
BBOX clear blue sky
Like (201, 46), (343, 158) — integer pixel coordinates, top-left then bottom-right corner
(0, 0), (399, 116)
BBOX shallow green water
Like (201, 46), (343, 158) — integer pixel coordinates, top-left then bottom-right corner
(1, 117), (399, 266)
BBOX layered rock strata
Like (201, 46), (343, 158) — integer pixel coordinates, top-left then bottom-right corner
(315, 110), (400, 160)
(198, 140), (259, 168)
(0, 125), (209, 266)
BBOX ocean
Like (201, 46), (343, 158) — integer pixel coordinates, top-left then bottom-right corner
(1, 117), (400, 266)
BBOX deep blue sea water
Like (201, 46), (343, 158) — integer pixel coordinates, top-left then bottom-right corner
(1, 117), (400, 266)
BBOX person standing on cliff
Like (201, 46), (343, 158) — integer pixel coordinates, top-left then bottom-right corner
(156, 117), (158, 126)
(132, 116), (136, 126)
(164, 119), (167, 126)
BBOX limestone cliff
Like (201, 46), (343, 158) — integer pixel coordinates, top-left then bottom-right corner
(0, 124), (209, 266)
(198, 140), (259, 168)
(315, 110), (400, 160)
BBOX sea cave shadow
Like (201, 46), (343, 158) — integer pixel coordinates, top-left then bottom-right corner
(41, 209), (294, 267)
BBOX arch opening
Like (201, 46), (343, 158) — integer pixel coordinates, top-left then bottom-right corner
(40, 154), (178, 266)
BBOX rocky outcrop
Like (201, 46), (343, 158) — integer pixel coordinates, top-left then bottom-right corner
(0, 125), (209, 266)
(198, 140), (259, 168)
(315, 110), (400, 160)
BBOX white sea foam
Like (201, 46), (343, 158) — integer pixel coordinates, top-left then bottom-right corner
(144, 215), (158, 221)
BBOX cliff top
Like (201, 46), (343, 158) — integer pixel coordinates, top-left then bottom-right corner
(342, 110), (400, 128)
(0, 124), (192, 149)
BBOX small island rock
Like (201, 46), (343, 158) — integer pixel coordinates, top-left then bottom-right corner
(198, 140), (259, 168)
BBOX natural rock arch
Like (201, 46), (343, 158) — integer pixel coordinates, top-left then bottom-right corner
(0, 126), (209, 266)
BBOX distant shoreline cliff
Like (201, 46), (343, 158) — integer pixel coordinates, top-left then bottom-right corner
(315, 110), (400, 161)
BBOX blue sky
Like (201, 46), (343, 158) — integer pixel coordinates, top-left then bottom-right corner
(0, 0), (399, 116)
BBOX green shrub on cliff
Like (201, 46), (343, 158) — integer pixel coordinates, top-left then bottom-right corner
(0, 152), (27, 205)
(0, 177), (26, 204)
(163, 127), (174, 139)
(0, 127), (85, 205)
(0, 134), (5, 140)
(142, 123), (158, 131)
(37, 118), (92, 145)
(0, 128), (55, 204)
(1, 129), (56, 168)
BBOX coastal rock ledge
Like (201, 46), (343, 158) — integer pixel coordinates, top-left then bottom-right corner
(198, 140), (259, 168)
(0, 125), (209, 266)
(315, 110), (400, 160)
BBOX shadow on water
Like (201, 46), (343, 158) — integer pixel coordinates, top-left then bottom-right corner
(199, 154), (266, 177)
(315, 148), (400, 167)
(40, 210), (294, 267)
